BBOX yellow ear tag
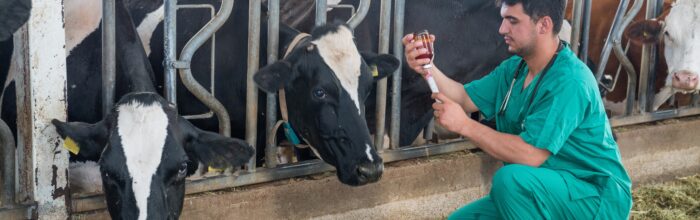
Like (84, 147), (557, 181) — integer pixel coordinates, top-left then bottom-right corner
(64, 137), (80, 155)
(371, 65), (379, 77)
(208, 167), (223, 173)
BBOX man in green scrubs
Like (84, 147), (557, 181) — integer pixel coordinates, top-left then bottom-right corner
(402, 0), (632, 219)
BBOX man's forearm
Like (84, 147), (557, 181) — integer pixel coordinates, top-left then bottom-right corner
(458, 119), (550, 167)
(428, 67), (477, 112)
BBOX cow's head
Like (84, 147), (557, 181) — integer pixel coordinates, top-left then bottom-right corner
(52, 93), (253, 219)
(627, 0), (700, 96)
(254, 24), (399, 186)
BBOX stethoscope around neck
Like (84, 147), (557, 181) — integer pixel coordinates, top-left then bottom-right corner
(497, 40), (564, 116)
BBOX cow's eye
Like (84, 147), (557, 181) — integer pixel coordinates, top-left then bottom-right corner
(313, 89), (326, 99)
(177, 162), (188, 179)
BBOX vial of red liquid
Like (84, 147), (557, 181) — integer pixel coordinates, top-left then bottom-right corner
(413, 30), (434, 68)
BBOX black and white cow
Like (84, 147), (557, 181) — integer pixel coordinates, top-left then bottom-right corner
(285, 0), (512, 145)
(254, 24), (398, 184)
(1, 0), (399, 186)
(51, 0), (254, 219)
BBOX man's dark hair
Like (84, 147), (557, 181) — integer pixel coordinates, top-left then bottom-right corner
(496, 0), (566, 34)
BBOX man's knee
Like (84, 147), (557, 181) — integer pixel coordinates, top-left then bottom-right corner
(491, 164), (538, 197)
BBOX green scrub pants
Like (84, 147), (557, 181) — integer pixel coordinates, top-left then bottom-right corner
(448, 165), (601, 220)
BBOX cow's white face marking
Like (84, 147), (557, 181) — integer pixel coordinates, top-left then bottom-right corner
(663, 0), (700, 90)
(137, 5), (165, 56)
(117, 101), (169, 220)
(312, 26), (363, 114)
(365, 144), (373, 162)
(64, 0), (103, 55)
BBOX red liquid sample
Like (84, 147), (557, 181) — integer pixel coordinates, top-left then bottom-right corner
(414, 30), (434, 60)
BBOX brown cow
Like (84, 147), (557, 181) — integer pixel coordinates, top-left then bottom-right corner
(569, 0), (700, 115)
(625, 0), (700, 109)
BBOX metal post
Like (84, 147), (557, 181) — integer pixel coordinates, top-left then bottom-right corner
(647, 0), (664, 110)
(316, 0), (327, 26)
(579, 0), (591, 61)
(164, 0), (178, 104)
(102, 0), (116, 116)
(374, 0), (391, 150)
(389, 0), (405, 150)
(177, 0), (233, 137)
(611, 0), (644, 116)
(17, 0), (70, 217)
(595, 0), (630, 81)
(347, 0), (370, 29)
(265, 0), (280, 168)
(179, 4), (217, 120)
(570, 0), (583, 55)
(639, 0), (659, 113)
(247, 0), (261, 171)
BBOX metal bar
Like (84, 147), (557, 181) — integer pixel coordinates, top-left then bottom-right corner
(639, 0), (659, 113)
(0, 120), (16, 207)
(580, 0), (591, 61)
(374, 0), (391, 150)
(164, 0), (178, 104)
(246, 0), (261, 171)
(346, 0), (370, 29)
(178, 4), (217, 120)
(610, 107), (700, 127)
(611, 0), (644, 116)
(328, 4), (355, 15)
(390, 0), (405, 150)
(102, 0), (116, 116)
(12, 24), (32, 205)
(570, 0), (583, 55)
(595, 0), (630, 81)
(265, 0), (280, 168)
(178, 0), (234, 137)
(379, 140), (477, 162)
(423, 117), (435, 141)
(24, 0), (70, 217)
(315, 0), (327, 26)
(71, 140), (477, 213)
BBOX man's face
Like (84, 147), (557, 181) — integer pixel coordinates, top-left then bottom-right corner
(498, 3), (539, 56)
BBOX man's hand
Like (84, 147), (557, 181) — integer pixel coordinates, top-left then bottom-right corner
(432, 93), (471, 134)
(402, 33), (435, 76)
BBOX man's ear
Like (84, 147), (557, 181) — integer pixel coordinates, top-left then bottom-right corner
(178, 118), (254, 170)
(254, 61), (294, 93)
(360, 52), (400, 80)
(625, 19), (665, 45)
(51, 119), (109, 161)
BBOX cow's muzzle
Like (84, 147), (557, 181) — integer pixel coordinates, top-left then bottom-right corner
(355, 162), (384, 185)
(672, 70), (699, 91)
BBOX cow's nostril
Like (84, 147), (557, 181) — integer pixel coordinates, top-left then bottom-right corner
(357, 165), (372, 177)
(356, 163), (383, 184)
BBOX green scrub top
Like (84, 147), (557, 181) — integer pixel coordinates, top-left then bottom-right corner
(464, 44), (632, 217)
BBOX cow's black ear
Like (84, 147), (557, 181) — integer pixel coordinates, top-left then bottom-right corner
(361, 52), (400, 80)
(254, 61), (294, 93)
(179, 118), (254, 170)
(51, 119), (109, 161)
